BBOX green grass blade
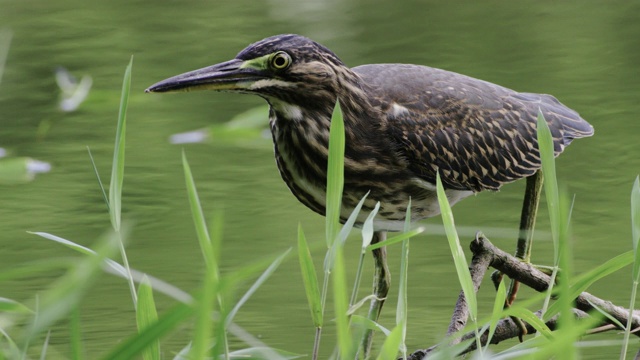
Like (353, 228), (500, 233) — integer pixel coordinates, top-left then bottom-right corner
(0, 328), (21, 360)
(337, 192), (370, 246)
(332, 243), (353, 359)
(108, 56), (132, 232)
(0, 28), (12, 86)
(183, 150), (223, 359)
(101, 302), (193, 360)
(0, 259), (70, 283)
(531, 314), (603, 360)
(39, 330), (51, 360)
(424, 338), (475, 360)
(136, 276), (160, 360)
(556, 193), (575, 358)
(376, 324), (403, 360)
(587, 299), (626, 330)
(436, 171), (477, 321)
(191, 269), (216, 360)
(108, 57), (136, 306)
(504, 306), (554, 339)
(29, 231), (193, 303)
(396, 200), (412, 359)
(361, 201), (380, 249)
(537, 110), (560, 260)
(24, 226), (125, 342)
(182, 150), (216, 272)
(69, 307), (83, 360)
(546, 250), (633, 316)
(227, 347), (304, 359)
(173, 343), (191, 359)
(0, 297), (32, 314)
(537, 110), (561, 320)
(366, 227), (424, 250)
(349, 201), (380, 306)
(298, 224), (323, 327)
(632, 176), (640, 279)
(325, 101), (345, 247)
(486, 279), (507, 351)
(227, 248), (291, 326)
(87, 146), (109, 212)
(350, 315), (391, 336)
(623, 176), (640, 359)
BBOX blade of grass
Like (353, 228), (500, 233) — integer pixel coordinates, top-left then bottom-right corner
(226, 248), (291, 326)
(39, 330), (51, 360)
(350, 201), (380, 306)
(69, 307), (83, 360)
(0, 327), (21, 360)
(503, 306), (554, 340)
(109, 57), (136, 306)
(632, 176), (640, 278)
(182, 150), (216, 275)
(537, 110), (561, 319)
(485, 279), (507, 352)
(192, 270), (216, 360)
(313, 100), (346, 360)
(424, 338), (476, 360)
(0, 297), (32, 314)
(332, 243), (353, 359)
(436, 171), (479, 349)
(29, 231), (192, 304)
(183, 151), (222, 359)
(531, 313), (603, 360)
(337, 192), (369, 246)
(555, 192), (576, 359)
(101, 302), (193, 360)
(226, 347), (304, 359)
(350, 315), (391, 337)
(588, 299), (626, 330)
(0, 258), (70, 283)
(325, 101), (345, 247)
(366, 227), (424, 250)
(537, 110), (559, 259)
(108, 56), (132, 232)
(0, 28), (12, 85)
(360, 201), (379, 250)
(136, 276), (160, 360)
(396, 200), (412, 360)
(547, 250), (633, 316)
(622, 176), (640, 359)
(87, 146), (109, 213)
(24, 225), (125, 342)
(376, 324), (403, 360)
(298, 224), (323, 328)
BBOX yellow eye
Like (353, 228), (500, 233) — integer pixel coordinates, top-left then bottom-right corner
(270, 51), (292, 70)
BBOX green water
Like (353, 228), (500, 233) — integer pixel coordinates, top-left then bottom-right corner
(1, 0), (639, 358)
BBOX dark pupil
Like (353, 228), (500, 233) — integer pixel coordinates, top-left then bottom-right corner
(274, 56), (286, 67)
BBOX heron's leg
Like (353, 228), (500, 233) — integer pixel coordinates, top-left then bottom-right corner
(504, 170), (543, 337)
(362, 230), (391, 357)
(513, 170), (544, 265)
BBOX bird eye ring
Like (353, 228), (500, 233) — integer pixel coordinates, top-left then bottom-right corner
(270, 51), (292, 70)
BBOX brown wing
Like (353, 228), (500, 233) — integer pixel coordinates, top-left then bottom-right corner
(354, 64), (594, 192)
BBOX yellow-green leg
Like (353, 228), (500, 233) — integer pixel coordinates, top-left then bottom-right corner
(362, 230), (391, 357)
(505, 170), (543, 337)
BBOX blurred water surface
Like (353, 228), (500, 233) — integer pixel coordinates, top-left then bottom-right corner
(1, 0), (639, 358)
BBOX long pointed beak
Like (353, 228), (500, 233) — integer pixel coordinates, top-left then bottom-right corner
(145, 59), (265, 93)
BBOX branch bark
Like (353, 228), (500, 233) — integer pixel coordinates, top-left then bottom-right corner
(405, 234), (640, 359)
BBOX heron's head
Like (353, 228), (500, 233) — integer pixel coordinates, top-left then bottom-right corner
(146, 34), (351, 112)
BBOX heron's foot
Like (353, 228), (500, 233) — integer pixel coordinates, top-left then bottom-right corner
(533, 264), (555, 276)
(491, 259), (556, 342)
